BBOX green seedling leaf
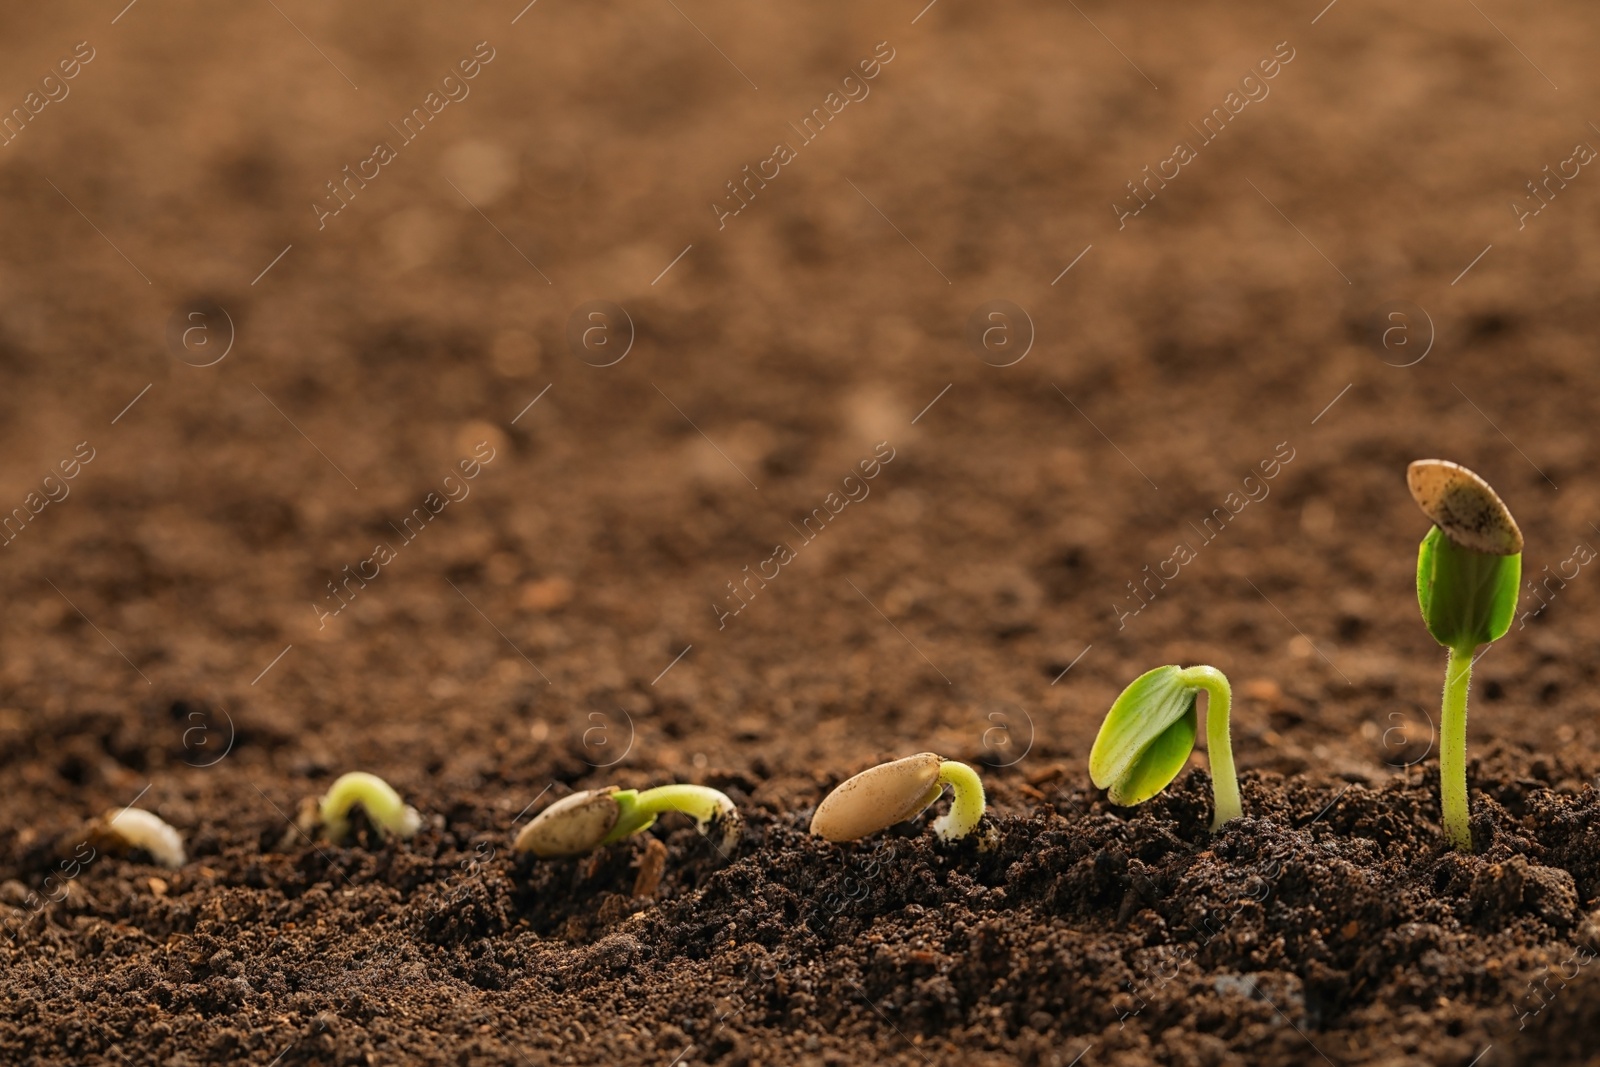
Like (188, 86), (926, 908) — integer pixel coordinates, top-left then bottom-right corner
(1417, 525), (1521, 651)
(1112, 703), (1198, 806)
(1090, 665), (1200, 806)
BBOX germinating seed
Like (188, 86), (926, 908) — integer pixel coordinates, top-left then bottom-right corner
(514, 783), (741, 859)
(811, 753), (942, 842)
(810, 753), (986, 843)
(90, 807), (185, 869)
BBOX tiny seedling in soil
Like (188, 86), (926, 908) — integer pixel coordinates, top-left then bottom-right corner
(300, 771), (423, 844)
(1090, 665), (1241, 830)
(810, 753), (986, 843)
(87, 807), (186, 868)
(1408, 458), (1523, 851)
(514, 784), (740, 858)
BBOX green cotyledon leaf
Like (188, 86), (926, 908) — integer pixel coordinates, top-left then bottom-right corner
(1090, 665), (1200, 806)
(1109, 706), (1199, 806)
(1417, 525), (1521, 651)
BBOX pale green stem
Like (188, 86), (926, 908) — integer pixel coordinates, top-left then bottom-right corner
(1178, 666), (1241, 830)
(930, 760), (986, 842)
(319, 772), (421, 840)
(604, 784), (740, 850)
(632, 784), (735, 825)
(1440, 645), (1475, 851)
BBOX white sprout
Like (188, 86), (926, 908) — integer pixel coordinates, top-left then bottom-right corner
(95, 807), (186, 869)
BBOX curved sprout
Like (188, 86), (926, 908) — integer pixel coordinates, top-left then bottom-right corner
(317, 772), (422, 843)
(92, 807), (186, 868)
(929, 760), (987, 842)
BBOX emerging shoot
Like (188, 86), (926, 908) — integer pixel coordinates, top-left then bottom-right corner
(306, 771), (423, 843)
(809, 753), (987, 843)
(1408, 459), (1522, 851)
(1090, 665), (1241, 831)
(88, 807), (186, 868)
(514, 784), (740, 858)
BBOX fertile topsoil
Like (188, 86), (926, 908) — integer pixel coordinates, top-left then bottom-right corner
(4, 1), (1600, 1064)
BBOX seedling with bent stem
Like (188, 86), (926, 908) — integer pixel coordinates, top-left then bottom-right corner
(304, 772), (423, 843)
(1407, 459), (1522, 851)
(810, 753), (987, 843)
(1090, 665), (1241, 830)
(515, 784), (741, 858)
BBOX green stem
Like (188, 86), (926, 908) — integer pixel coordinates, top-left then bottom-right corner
(930, 760), (986, 842)
(633, 784), (734, 825)
(319, 772), (421, 841)
(603, 784), (739, 849)
(1440, 645), (1475, 851)
(1179, 666), (1240, 830)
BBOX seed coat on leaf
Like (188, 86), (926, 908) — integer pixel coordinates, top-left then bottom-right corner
(1407, 459), (1523, 555)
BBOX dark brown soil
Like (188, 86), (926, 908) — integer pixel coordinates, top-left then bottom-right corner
(4, 0), (1600, 1064)
(10, 749), (1600, 1066)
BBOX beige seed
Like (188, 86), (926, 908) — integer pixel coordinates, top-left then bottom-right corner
(810, 753), (943, 842)
(1406, 459), (1523, 555)
(513, 788), (621, 857)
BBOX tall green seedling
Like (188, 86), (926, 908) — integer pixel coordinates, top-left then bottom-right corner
(1407, 459), (1522, 851)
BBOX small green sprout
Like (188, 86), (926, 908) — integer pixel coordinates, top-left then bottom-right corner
(809, 753), (987, 843)
(514, 784), (740, 858)
(1090, 665), (1241, 830)
(1407, 459), (1523, 851)
(307, 772), (423, 843)
(88, 807), (186, 868)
